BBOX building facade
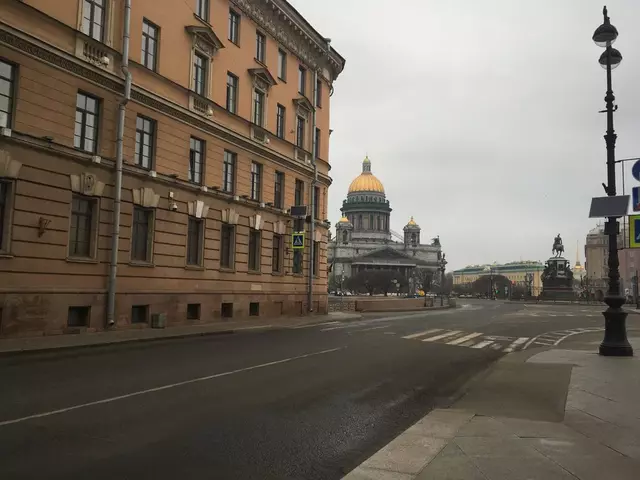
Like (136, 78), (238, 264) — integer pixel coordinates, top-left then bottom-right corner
(452, 261), (544, 294)
(328, 157), (443, 287)
(584, 224), (640, 298)
(0, 0), (345, 336)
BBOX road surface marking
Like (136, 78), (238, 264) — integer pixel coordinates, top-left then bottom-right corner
(471, 340), (494, 349)
(402, 328), (442, 340)
(503, 337), (529, 352)
(0, 347), (344, 428)
(321, 324), (366, 331)
(485, 335), (516, 342)
(358, 325), (389, 332)
(447, 332), (483, 345)
(291, 321), (339, 329)
(422, 330), (461, 342)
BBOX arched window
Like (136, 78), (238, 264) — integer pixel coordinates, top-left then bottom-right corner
(369, 214), (374, 230)
(342, 230), (348, 243)
(358, 215), (363, 230)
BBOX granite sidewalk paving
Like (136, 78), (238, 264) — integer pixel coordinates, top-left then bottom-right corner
(345, 334), (640, 479)
(0, 311), (362, 356)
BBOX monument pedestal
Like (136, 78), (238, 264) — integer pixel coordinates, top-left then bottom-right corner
(541, 256), (575, 301)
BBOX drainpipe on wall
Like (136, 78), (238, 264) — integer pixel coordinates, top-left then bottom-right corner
(308, 66), (318, 313)
(106, 0), (132, 327)
(307, 39), (331, 313)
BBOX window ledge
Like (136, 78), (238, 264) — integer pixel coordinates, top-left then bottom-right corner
(292, 273), (304, 277)
(271, 271), (284, 277)
(193, 13), (215, 30)
(254, 58), (268, 69)
(247, 270), (262, 275)
(128, 261), (155, 268)
(220, 267), (236, 273)
(185, 264), (205, 271)
(66, 256), (98, 264)
(0, 252), (14, 259)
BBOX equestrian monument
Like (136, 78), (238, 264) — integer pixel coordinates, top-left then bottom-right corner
(541, 234), (575, 300)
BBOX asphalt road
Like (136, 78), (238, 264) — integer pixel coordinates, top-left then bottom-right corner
(0, 300), (621, 480)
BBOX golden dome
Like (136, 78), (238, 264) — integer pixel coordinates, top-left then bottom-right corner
(407, 216), (417, 226)
(347, 156), (385, 194)
(337, 216), (350, 224)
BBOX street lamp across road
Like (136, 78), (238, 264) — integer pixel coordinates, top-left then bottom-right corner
(592, 6), (633, 356)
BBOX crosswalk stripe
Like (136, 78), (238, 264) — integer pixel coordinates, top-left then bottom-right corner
(402, 328), (442, 340)
(422, 330), (461, 342)
(472, 340), (494, 349)
(503, 337), (529, 352)
(447, 332), (483, 345)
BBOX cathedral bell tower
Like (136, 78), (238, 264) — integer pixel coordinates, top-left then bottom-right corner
(403, 217), (421, 247)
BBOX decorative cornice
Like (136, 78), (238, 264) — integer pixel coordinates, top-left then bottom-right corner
(222, 208), (240, 225)
(185, 25), (225, 52)
(132, 187), (160, 208)
(188, 200), (210, 219)
(231, 0), (344, 79)
(0, 29), (123, 94)
(248, 67), (277, 88)
(0, 149), (22, 178)
(249, 213), (263, 230)
(70, 172), (105, 197)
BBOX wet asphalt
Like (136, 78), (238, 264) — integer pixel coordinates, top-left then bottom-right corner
(0, 300), (614, 479)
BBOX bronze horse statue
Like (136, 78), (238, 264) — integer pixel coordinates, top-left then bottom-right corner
(552, 234), (564, 257)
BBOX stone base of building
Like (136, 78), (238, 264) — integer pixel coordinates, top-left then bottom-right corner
(540, 288), (575, 301)
(0, 292), (328, 338)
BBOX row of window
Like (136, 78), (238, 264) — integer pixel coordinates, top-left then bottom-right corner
(80, 2), (323, 150)
(227, 72), (321, 155)
(0, 181), (320, 276)
(67, 300), (267, 329)
(1, 56), (324, 210)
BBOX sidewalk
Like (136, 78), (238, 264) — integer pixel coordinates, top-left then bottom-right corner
(345, 333), (640, 480)
(0, 311), (362, 356)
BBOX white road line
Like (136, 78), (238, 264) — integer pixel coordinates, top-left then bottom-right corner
(447, 332), (483, 345)
(402, 328), (442, 340)
(0, 347), (344, 428)
(321, 324), (364, 331)
(422, 330), (461, 342)
(503, 337), (529, 352)
(291, 321), (339, 329)
(357, 326), (389, 332)
(472, 340), (494, 349)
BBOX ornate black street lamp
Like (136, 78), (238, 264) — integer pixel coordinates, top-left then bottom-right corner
(438, 254), (448, 306)
(592, 6), (633, 356)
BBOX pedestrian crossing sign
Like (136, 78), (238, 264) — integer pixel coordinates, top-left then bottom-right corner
(292, 232), (305, 249)
(629, 215), (640, 248)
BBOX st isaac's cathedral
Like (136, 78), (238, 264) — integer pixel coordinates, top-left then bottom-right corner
(328, 156), (444, 285)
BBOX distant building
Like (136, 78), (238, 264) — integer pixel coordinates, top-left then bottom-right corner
(328, 157), (442, 284)
(585, 226), (607, 286)
(452, 261), (544, 294)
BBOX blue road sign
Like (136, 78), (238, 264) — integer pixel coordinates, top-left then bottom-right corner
(292, 232), (305, 249)
(634, 187), (640, 212)
(632, 160), (640, 182)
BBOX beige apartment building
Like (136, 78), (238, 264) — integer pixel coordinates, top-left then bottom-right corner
(0, 0), (345, 336)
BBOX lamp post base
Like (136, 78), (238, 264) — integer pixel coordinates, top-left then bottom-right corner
(600, 295), (633, 357)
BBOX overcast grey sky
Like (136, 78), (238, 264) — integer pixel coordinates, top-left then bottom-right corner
(290, 0), (640, 270)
